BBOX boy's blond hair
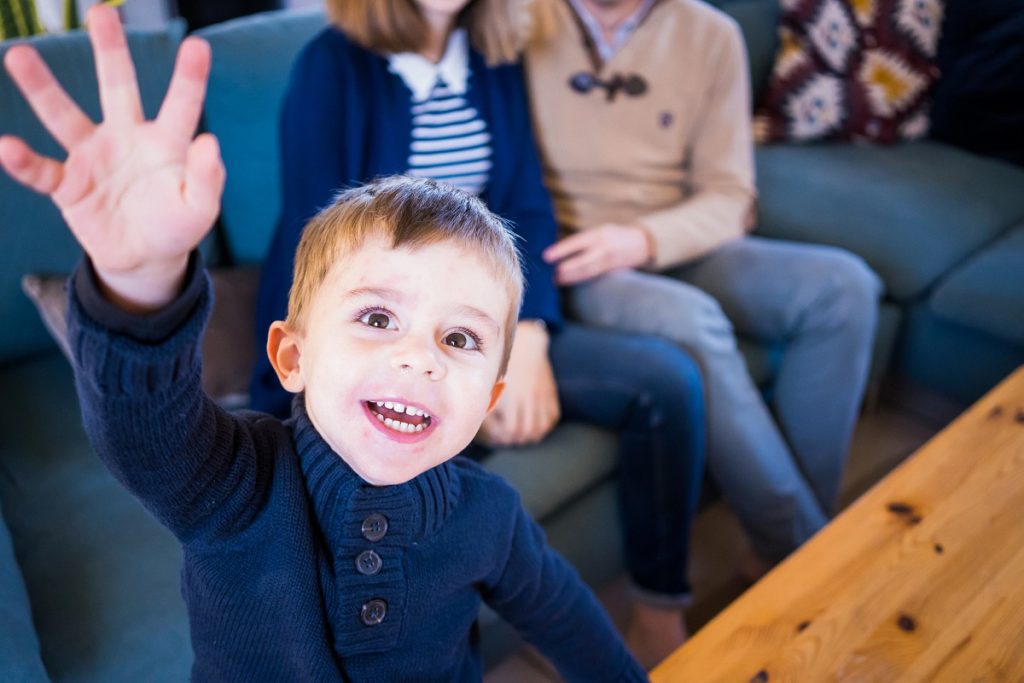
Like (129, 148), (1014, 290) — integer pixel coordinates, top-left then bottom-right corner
(287, 176), (525, 375)
(325, 0), (554, 66)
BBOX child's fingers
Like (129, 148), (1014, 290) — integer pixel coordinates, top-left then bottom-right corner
(156, 37), (211, 142)
(183, 133), (225, 219)
(3, 46), (95, 150)
(0, 135), (64, 195)
(86, 4), (143, 125)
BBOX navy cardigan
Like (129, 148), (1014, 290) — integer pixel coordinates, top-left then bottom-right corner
(69, 257), (645, 682)
(252, 27), (563, 417)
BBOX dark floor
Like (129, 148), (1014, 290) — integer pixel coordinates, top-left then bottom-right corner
(484, 406), (941, 682)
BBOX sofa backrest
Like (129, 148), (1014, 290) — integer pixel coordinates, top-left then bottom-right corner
(0, 21), (186, 365)
(197, 9), (326, 266)
(709, 0), (780, 99)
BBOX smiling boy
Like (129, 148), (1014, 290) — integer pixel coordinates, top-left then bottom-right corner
(266, 187), (520, 487)
(0, 7), (646, 681)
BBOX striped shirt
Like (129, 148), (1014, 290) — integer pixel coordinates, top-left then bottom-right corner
(389, 29), (492, 195)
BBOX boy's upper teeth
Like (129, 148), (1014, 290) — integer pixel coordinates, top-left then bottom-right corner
(371, 401), (430, 419)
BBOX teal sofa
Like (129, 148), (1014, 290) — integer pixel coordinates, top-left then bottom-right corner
(724, 0), (1024, 406)
(1, 3), (1021, 680)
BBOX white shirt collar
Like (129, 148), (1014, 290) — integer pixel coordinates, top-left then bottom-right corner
(388, 28), (470, 102)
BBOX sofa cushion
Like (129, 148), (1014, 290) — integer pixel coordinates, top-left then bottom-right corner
(197, 8), (326, 265)
(0, 21), (186, 365)
(898, 303), (1024, 403)
(755, 140), (1024, 301)
(928, 223), (1024, 345)
(0, 509), (48, 682)
(483, 423), (618, 523)
(21, 267), (260, 408)
(753, 0), (945, 144)
(0, 353), (191, 681)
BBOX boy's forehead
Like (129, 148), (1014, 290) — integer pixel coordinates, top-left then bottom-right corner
(326, 238), (513, 318)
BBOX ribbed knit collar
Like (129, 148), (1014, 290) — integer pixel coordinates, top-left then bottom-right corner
(289, 396), (461, 544)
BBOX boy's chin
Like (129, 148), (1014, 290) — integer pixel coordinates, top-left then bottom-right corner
(350, 460), (435, 487)
(346, 444), (459, 487)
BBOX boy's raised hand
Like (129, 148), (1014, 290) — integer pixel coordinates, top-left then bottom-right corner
(0, 5), (224, 313)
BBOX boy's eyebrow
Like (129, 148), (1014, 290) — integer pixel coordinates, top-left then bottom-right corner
(344, 286), (404, 302)
(454, 305), (500, 334)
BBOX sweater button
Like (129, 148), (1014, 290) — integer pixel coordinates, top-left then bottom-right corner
(361, 513), (389, 542)
(360, 599), (387, 626)
(356, 549), (383, 576)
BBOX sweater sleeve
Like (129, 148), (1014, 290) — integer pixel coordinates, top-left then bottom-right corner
(488, 63), (564, 331)
(70, 254), (274, 546)
(251, 32), (354, 416)
(637, 19), (757, 270)
(482, 500), (648, 682)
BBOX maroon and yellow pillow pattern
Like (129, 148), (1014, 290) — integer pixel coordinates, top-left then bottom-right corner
(754, 0), (945, 144)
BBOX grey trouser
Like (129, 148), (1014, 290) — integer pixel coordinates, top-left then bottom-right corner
(567, 236), (882, 562)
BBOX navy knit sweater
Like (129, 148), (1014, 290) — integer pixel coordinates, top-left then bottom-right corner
(68, 257), (646, 682)
(251, 26), (564, 417)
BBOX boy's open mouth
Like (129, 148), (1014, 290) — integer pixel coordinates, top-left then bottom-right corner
(364, 400), (433, 434)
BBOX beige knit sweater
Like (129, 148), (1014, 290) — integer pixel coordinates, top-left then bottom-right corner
(525, 0), (757, 270)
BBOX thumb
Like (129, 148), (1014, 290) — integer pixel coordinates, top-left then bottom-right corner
(0, 135), (63, 196)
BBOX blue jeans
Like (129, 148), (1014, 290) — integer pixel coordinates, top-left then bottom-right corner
(466, 323), (705, 603)
(567, 237), (881, 563)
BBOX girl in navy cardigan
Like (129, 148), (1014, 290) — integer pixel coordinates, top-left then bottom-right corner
(251, 0), (705, 666)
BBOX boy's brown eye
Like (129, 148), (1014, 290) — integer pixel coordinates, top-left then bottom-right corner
(359, 310), (394, 329)
(444, 332), (468, 348)
(443, 331), (479, 350)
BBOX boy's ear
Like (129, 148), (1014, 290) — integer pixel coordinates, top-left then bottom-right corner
(266, 321), (305, 393)
(486, 380), (505, 414)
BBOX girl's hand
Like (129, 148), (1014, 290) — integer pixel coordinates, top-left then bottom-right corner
(0, 5), (224, 313)
(478, 321), (560, 446)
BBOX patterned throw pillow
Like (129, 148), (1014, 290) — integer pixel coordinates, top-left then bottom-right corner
(754, 0), (945, 144)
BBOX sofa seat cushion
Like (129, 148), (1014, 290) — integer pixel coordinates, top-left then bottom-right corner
(197, 8), (327, 265)
(483, 423), (618, 523)
(0, 508), (48, 682)
(929, 223), (1024, 345)
(0, 353), (190, 682)
(755, 141), (1024, 302)
(897, 303), (1024, 403)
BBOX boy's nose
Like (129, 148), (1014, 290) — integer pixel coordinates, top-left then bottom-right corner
(390, 341), (447, 381)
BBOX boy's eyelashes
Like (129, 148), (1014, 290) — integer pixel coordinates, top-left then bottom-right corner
(357, 306), (397, 330)
(354, 306), (486, 353)
(443, 328), (484, 352)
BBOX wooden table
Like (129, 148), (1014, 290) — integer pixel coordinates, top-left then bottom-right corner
(652, 366), (1024, 682)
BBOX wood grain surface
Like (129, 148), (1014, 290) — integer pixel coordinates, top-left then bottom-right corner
(652, 366), (1024, 683)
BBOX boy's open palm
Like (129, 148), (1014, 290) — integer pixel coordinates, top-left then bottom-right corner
(0, 6), (224, 311)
